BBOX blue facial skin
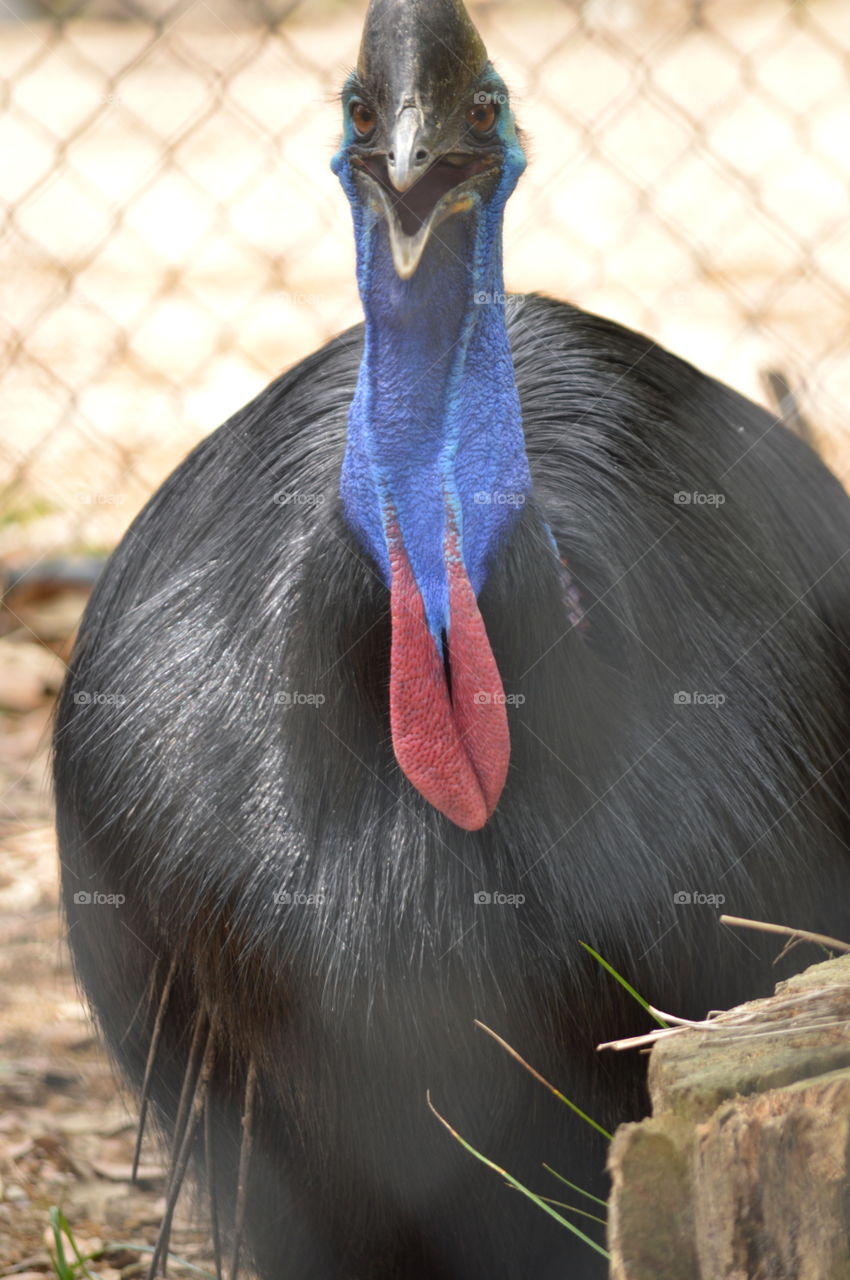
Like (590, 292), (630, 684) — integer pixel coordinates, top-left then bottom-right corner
(331, 69), (530, 641)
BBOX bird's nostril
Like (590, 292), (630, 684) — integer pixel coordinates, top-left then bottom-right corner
(388, 151), (395, 163)
(415, 149), (428, 163)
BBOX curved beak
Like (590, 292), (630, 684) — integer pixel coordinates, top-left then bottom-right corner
(387, 106), (429, 193)
(353, 146), (500, 279)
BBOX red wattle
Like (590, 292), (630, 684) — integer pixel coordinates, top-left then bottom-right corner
(444, 525), (510, 816)
(387, 525), (510, 831)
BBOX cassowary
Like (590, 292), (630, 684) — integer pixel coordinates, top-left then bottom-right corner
(54, 1), (850, 1277)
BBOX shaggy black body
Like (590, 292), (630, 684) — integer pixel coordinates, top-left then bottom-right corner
(55, 295), (850, 1279)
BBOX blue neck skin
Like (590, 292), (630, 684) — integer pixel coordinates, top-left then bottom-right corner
(332, 84), (530, 640)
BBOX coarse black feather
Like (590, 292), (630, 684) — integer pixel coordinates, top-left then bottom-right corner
(55, 294), (850, 1278)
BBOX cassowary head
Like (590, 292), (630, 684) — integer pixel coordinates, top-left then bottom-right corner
(332, 0), (533, 832)
(336, 0), (525, 278)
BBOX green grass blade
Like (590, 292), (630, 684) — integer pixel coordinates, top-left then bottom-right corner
(47, 1208), (95, 1280)
(48, 1207), (72, 1280)
(427, 1094), (609, 1261)
(474, 1022), (612, 1140)
(543, 1164), (609, 1208)
(532, 1196), (607, 1226)
(580, 942), (668, 1028)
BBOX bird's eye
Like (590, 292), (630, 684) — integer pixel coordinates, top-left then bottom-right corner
(350, 102), (376, 138)
(466, 100), (497, 134)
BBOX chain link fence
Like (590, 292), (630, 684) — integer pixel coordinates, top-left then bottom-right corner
(2, 0), (849, 565)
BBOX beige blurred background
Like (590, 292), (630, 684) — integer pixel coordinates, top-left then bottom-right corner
(2, 0), (850, 562)
(0, 0), (849, 1267)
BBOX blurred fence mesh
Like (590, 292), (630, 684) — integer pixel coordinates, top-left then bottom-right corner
(1, 0), (849, 561)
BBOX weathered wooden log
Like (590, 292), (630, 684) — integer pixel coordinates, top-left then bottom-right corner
(608, 953), (850, 1280)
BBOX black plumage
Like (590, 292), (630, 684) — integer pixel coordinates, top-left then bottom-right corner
(55, 296), (850, 1278)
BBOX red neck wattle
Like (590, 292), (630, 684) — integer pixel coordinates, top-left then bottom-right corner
(388, 529), (510, 830)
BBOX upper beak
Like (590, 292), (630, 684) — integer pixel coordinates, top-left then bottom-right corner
(387, 107), (431, 193)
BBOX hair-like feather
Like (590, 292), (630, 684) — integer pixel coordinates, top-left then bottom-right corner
(56, 296), (850, 1278)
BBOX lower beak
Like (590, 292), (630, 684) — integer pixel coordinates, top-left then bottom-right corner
(382, 182), (476, 278)
(353, 156), (499, 280)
